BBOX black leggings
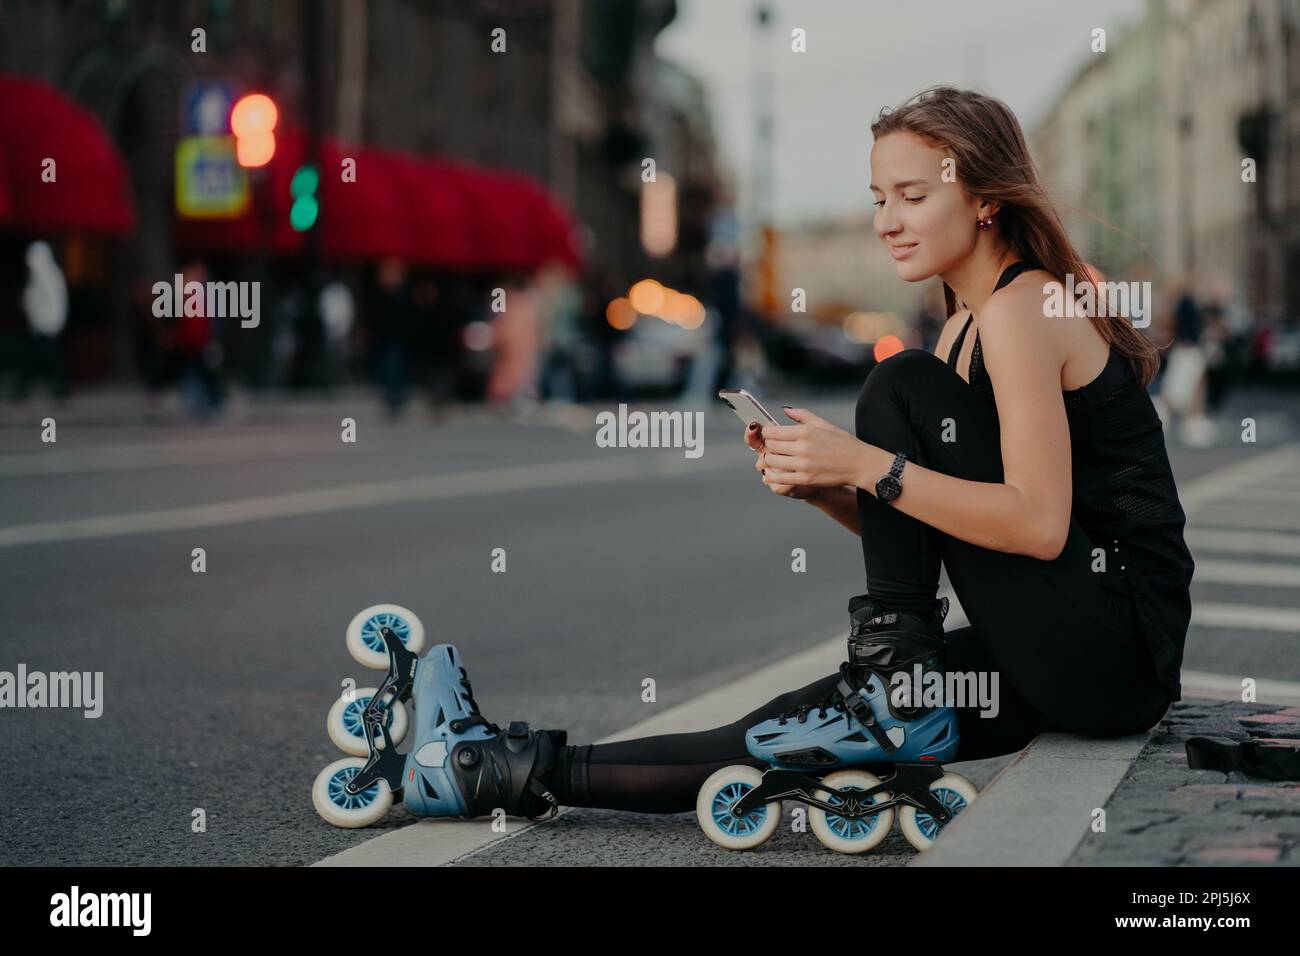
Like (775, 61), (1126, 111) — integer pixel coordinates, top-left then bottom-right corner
(551, 349), (1171, 813)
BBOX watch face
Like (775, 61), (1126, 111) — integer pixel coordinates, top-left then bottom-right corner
(877, 474), (902, 502)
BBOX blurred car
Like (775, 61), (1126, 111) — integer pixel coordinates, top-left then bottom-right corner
(757, 318), (877, 385)
(613, 313), (710, 397)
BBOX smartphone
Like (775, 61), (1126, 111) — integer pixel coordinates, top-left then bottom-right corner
(719, 388), (781, 426)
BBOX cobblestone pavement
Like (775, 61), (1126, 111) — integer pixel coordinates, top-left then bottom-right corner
(1070, 698), (1300, 865)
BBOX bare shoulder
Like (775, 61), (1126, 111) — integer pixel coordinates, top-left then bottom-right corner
(932, 308), (972, 361)
(980, 268), (1058, 340)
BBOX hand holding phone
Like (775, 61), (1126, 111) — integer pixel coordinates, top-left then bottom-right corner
(720, 388), (819, 500)
(719, 388), (779, 428)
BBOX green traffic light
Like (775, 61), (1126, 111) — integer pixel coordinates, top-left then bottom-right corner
(290, 195), (319, 231)
(290, 163), (319, 230)
(290, 164), (319, 198)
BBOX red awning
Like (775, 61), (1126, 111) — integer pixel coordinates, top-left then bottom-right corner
(0, 73), (136, 235)
(175, 130), (582, 273)
(0, 150), (12, 222)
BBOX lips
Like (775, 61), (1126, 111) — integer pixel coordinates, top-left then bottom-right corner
(889, 242), (918, 260)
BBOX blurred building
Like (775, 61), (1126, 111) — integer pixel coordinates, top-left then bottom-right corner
(775, 215), (917, 322)
(1032, 0), (1300, 322)
(0, 0), (722, 382)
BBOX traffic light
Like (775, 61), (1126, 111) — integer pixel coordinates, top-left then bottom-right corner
(230, 93), (277, 168)
(290, 164), (319, 231)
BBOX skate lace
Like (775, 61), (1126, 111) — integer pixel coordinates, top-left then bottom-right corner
(777, 661), (854, 725)
(458, 667), (501, 734)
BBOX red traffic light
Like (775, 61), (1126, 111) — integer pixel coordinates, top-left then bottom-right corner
(230, 93), (277, 168)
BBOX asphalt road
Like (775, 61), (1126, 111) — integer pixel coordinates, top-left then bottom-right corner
(0, 385), (1296, 865)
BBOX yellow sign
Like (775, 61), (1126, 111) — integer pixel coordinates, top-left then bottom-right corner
(175, 136), (249, 218)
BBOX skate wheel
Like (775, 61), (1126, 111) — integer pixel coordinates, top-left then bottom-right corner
(898, 772), (978, 851)
(696, 765), (782, 851)
(312, 757), (394, 828)
(346, 604), (426, 669)
(809, 769), (895, 854)
(327, 688), (409, 757)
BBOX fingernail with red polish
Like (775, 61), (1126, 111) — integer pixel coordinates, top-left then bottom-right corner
(748, 421), (759, 430)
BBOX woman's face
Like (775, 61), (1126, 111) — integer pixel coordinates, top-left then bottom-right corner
(870, 131), (982, 282)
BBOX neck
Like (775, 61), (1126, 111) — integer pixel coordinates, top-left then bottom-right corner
(941, 242), (1018, 316)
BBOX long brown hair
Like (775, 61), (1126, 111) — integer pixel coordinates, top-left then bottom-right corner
(871, 86), (1159, 388)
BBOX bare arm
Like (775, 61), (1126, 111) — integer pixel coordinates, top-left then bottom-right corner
(806, 485), (861, 534)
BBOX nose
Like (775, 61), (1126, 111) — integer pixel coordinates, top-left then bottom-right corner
(874, 199), (901, 240)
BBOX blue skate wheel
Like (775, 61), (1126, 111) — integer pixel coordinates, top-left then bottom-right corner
(697, 766), (782, 850)
(312, 757), (394, 828)
(898, 772), (978, 851)
(346, 604), (426, 670)
(327, 688), (409, 757)
(809, 769), (895, 854)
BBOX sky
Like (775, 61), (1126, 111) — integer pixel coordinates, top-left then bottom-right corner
(656, 0), (1148, 228)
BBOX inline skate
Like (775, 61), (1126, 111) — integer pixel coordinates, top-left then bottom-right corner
(697, 595), (978, 853)
(312, 604), (566, 828)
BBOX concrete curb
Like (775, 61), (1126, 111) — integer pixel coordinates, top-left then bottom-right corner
(911, 727), (1156, 867)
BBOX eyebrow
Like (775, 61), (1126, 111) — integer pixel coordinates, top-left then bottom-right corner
(868, 178), (930, 193)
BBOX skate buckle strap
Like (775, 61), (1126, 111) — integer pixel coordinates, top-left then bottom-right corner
(449, 713), (500, 734)
(837, 678), (898, 755)
(851, 612), (897, 637)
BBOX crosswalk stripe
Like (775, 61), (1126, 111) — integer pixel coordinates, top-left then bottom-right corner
(1185, 527), (1300, 557)
(1192, 601), (1300, 633)
(1186, 506), (1300, 531)
(1177, 445), (1300, 513)
(1193, 558), (1300, 587)
(1179, 669), (1300, 705)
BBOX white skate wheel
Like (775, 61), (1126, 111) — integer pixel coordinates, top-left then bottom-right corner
(327, 688), (409, 757)
(696, 765), (782, 851)
(809, 769), (895, 854)
(346, 604), (426, 670)
(312, 757), (394, 828)
(898, 772), (978, 851)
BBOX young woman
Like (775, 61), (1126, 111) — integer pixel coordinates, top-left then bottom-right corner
(317, 88), (1196, 833)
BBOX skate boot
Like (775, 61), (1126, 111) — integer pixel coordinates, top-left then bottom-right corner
(313, 608), (565, 829)
(697, 595), (978, 854)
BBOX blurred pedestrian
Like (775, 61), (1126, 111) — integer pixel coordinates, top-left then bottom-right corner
(176, 259), (225, 418)
(374, 257), (416, 415)
(536, 261), (582, 402)
(320, 279), (355, 388)
(13, 240), (69, 401)
(486, 273), (542, 411)
(1157, 280), (1214, 447)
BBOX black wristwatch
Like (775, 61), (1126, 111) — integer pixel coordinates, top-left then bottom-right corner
(875, 451), (907, 503)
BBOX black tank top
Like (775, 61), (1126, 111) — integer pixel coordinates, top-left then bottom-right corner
(946, 261), (1195, 701)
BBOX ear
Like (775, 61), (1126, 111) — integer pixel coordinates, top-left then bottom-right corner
(976, 197), (1002, 219)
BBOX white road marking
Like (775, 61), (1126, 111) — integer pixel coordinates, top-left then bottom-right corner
(1179, 669), (1300, 705)
(1191, 602), (1300, 633)
(1192, 559), (1300, 587)
(1185, 527), (1300, 557)
(1190, 506), (1300, 531)
(1176, 445), (1300, 513)
(0, 450), (749, 548)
